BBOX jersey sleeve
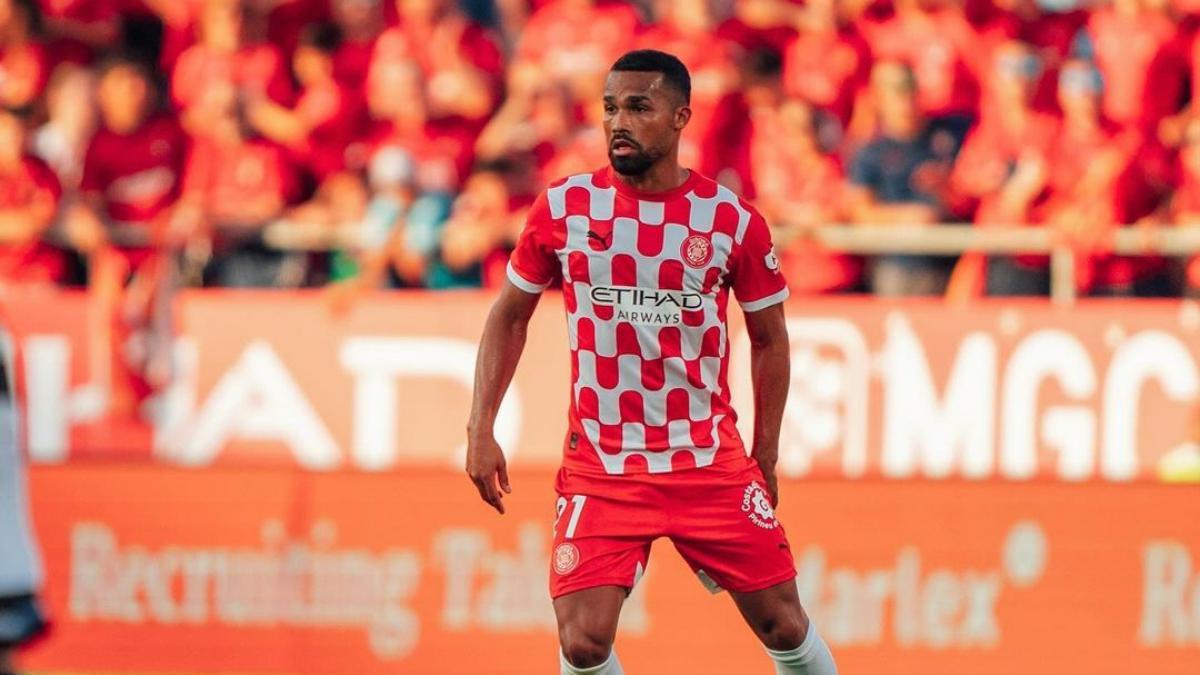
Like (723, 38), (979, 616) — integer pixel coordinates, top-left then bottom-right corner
(730, 206), (789, 312)
(506, 189), (558, 294)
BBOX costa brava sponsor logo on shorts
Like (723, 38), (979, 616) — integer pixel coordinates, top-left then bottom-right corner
(589, 285), (703, 326)
(554, 542), (581, 575)
(741, 481), (778, 530)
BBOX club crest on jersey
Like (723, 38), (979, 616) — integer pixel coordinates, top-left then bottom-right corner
(681, 235), (714, 268)
(741, 481), (778, 530)
(554, 543), (581, 575)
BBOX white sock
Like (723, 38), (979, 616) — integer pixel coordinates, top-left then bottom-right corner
(766, 622), (838, 675)
(560, 649), (625, 675)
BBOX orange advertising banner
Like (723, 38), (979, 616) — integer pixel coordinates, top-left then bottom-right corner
(20, 464), (1200, 674)
(4, 289), (1200, 481)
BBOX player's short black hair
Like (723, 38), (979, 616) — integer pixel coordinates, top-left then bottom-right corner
(610, 49), (691, 105)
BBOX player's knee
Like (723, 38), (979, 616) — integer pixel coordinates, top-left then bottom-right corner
(755, 610), (809, 652)
(559, 624), (613, 669)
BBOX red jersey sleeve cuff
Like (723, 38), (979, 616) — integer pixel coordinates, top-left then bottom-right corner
(506, 261), (551, 294)
(739, 287), (790, 312)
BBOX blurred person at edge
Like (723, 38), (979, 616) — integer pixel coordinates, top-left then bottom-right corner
(0, 317), (47, 675)
(245, 21), (366, 181)
(751, 96), (862, 294)
(639, 0), (738, 176)
(31, 62), (95, 191)
(372, 0), (503, 130)
(782, 0), (870, 127)
(1038, 59), (1174, 296)
(0, 0), (49, 110)
(0, 108), (65, 286)
(514, 0), (640, 104)
(846, 60), (968, 296)
(171, 0), (293, 125)
(948, 41), (1057, 296)
(170, 82), (301, 288)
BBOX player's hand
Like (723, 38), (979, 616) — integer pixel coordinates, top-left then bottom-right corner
(465, 433), (512, 515)
(756, 460), (780, 507)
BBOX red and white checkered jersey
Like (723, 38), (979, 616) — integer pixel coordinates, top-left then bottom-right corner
(507, 167), (789, 476)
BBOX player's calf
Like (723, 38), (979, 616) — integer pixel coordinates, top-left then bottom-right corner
(732, 580), (838, 675)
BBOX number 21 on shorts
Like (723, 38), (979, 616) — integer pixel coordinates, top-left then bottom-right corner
(554, 495), (587, 539)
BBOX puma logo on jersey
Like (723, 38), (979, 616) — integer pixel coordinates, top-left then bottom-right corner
(586, 230), (611, 247)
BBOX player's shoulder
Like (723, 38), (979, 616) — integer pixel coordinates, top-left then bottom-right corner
(685, 170), (767, 244)
(534, 167), (614, 219)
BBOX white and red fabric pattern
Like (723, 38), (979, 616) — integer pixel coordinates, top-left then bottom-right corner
(508, 168), (788, 476)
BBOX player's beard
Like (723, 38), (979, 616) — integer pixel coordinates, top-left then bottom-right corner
(609, 141), (660, 177)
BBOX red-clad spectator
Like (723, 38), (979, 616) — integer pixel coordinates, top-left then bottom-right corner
(363, 56), (475, 193)
(475, 64), (585, 189)
(858, 0), (980, 117)
(36, 0), (119, 64)
(640, 0), (738, 172)
(0, 108), (63, 285)
(1087, 0), (1187, 133)
(331, 0), (384, 91)
(716, 0), (800, 56)
(246, 22), (365, 180)
(1036, 59), (1156, 295)
(751, 97), (861, 293)
(949, 41), (1057, 295)
(0, 0), (50, 110)
(68, 58), (185, 270)
(954, 42), (1057, 221)
(171, 0), (293, 119)
(372, 0), (503, 127)
(515, 0), (640, 103)
(782, 0), (870, 125)
(172, 93), (300, 287)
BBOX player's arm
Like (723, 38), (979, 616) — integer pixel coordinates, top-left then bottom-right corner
(465, 189), (557, 515)
(732, 206), (792, 506)
(744, 303), (789, 506)
(466, 282), (541, 514)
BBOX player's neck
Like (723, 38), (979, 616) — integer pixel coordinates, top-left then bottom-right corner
(612, 161), (689, 195)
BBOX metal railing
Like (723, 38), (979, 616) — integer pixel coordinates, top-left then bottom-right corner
(261, 222), (1200, 304)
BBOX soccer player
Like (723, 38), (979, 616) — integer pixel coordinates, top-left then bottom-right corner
(466, 50), (838, 675)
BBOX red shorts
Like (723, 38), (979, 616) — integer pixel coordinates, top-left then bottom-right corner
(549, 457), (797, 599)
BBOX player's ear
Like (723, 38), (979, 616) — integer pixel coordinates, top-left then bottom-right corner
(674, 104), (691, 131)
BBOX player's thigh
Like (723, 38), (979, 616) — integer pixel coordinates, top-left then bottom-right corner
(550, 476), (658, 599)
(730, 577), (811, 651)
(668, 462), (796, 594)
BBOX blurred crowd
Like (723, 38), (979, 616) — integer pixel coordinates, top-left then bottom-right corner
(5, 0), (1200, 301)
